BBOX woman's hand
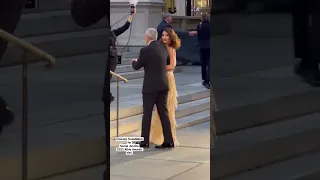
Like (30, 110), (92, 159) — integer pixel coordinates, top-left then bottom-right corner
(128, 8), (136, 22)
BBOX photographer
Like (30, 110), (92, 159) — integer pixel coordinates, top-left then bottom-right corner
(0, 0), (25, 135)
(109, 9), (135, 102)
(70, 1), (135, 179)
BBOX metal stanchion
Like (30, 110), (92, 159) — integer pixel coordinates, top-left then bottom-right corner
(22, 50), (28, 180)
(116, 79), (120, 137)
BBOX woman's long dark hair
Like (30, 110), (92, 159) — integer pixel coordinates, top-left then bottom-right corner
(162, 27), (181, 50)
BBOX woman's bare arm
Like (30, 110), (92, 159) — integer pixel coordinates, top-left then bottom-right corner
(166, 47), (176, 71)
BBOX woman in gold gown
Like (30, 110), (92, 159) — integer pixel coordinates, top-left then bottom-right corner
(150, 27), (181, 145)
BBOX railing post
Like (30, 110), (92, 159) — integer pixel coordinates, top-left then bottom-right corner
(116, 78), (120, 137)
(0, 28), (55, 180)
(22, 50), (29, 180)
(110, 71), (127, 137)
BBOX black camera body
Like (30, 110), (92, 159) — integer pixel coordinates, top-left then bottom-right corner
(130, 5), (135, 15)
(117, 54), (122, 64)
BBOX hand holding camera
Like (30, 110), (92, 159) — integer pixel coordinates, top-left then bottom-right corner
(128, 7), (136, 22)
(130, 7), (136, 15)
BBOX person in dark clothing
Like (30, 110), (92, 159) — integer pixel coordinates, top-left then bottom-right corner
(189, 13), (211, 89)
(0, 0), (26, 135)
(70, 1), (134, 179)
(108, 12), (135, 102)
(293, 0), (320, 86)
(156, 13), (173, 41)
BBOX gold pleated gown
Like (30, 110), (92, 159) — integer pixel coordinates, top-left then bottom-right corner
(149, 71), (179, 145)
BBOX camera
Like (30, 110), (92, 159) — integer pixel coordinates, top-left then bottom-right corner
(118, 54), (122, 64)
(130, 6), (135, 14)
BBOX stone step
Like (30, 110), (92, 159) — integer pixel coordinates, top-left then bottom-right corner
(213, 66), (320, 135)
(0, 68), (205, 132)
(119, 58), (133, 65)
(110, 110), (210, 147)
(1, 28), (108, 66)
(17, 10), (108, 37)
(216, 89), (320, 135)
(114, 64), (135, 73)
(110, 97), (210, 137)
(223, 151), (320, 180)
(0, 111), (210, 180)
(211, 113), (320, 179)
(23, 0), (69, 12)
(121, 52), (140, 58)
(110, 88), (210, 121)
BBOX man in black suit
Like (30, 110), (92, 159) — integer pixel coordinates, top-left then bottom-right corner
(189, 13), (211, 89)
(156, 13), (172, 41)
(132, 28), (174, 149)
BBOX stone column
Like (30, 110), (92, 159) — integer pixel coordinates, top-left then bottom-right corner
(111, 0), (165, 47)
(172, 0), (186, 16)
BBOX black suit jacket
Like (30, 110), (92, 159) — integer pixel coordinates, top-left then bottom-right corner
(132, 41), (169, 93)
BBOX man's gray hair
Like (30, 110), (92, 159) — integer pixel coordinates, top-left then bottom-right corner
(162, 13), (171, 19)
(201, 12), (210, 21)
(145, 28), (158, 41)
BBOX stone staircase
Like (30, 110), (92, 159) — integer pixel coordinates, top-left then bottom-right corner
(0, 6), (210, 180)
(210, 66), (320, 180)
(207, 34), (320, 180)
(0, 58), (209, 180)
(0, 74), (210, 180)
(110, 87), (210, 138)
(1, 10), (108, 66)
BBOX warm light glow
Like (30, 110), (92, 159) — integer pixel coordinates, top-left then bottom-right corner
(129, 0), (138, 6)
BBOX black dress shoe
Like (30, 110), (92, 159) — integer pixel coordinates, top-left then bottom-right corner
(202, 81), (210, 89)
(155, 143), (174, 149)
(136, 142), (149, 148)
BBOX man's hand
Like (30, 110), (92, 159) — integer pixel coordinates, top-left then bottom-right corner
(189, 31), (197, 36)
